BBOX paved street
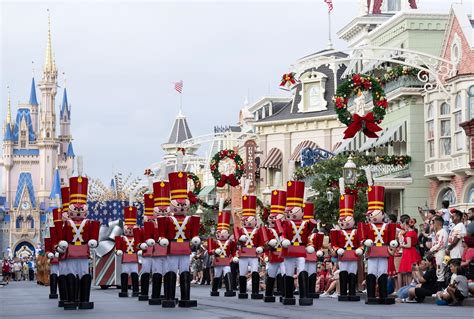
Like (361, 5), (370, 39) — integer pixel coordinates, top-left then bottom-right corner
(1, 281), (472, 319)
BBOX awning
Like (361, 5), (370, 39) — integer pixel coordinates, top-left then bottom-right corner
(290, 140), (318, 161)
(333, 132), (367, 154)
(198, 185), (215, 197)
(261, 148), (283, 169)
(371, 121), (407, 149)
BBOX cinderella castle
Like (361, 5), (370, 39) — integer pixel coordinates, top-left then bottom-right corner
(0, 16), (75, 258)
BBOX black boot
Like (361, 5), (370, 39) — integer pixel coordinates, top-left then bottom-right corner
(338, 271), (349, 301)
(275, 274), (283, 296)
(76, 276), (81, 302)
(264, 276), (276, 302)
(377, 274), (394, 305)
(162, 272), (176, 308)
(138, 273), (150, 301)
(224, 273), (236, 297)
(149, 273), (163, 305)
(64, 274), (77, 310)
(348, 273), (360, 301)
(251, 272), (263, 299)
(238, 275), (248, 299)
(58, 275), (68, 307)
(178, 271), (197, 307)
(231, 263), (238, 290)
(298, 271), (313, 306)
(49, 274), (58, 299)
(118, 273), (129, 297)
(131, 272), (140, 297)
(282, 275), (296, 305)
(308, 273), (319, 299)
(78, 274), (94, 309)
(365, 274), (377, 305)
(210, 277), (221, 297)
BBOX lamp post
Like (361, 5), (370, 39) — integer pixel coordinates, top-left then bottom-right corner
(326, 190), (334, 202)
(343, 155), (357, 186)
(262, 185), (272, 205)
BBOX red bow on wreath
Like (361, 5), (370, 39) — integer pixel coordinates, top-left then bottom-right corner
(280, 73), (297, 87)
(343, 112), (383, 139)
(216, 174), (240, 188)
(188, 191), (198, 205)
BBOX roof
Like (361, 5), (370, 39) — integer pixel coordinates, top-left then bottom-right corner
(49, 169), (61, 201)
(13, 108), (36, 142)
(214, 125), (241, 133)
(60, 88), (71, 119)
(167, 113), (193, 144)
(13, 149), (40, 156)
(29, 77), (38, 106)
(298, 48), (349, 61)
(14, 172), (36, 208)
(67, 142), (75, 157)
(4, 123), (13, 141)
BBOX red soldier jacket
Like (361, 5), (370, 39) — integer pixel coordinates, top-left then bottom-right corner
(55, 218), (100, 259)
(207, 238), (236, 267)
(161, 215), (200, 255)
(357, 222), (397, 258)
(306, 232), (324, 262)
(276, 219), (316, 258)
(233, 226), (264, 258)
(115, 235), (140, 263)
(44, 237), (59, 265)
(261, 226), (284, 264)
(329, 229), (360, 262)
(134, 220), (168, 257)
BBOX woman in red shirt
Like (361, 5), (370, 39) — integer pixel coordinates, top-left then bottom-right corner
(398, 218), (422, 285)
(2, 258), (11, 283)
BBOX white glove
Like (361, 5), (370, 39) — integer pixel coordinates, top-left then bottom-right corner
(268, 239), (278, 248)
(191, 236), (201, 246)
(116, 250), (123, 256)
(337, 248), (345, 256)
(54, 252), (59, 258)
(58, 240), (68, 250)
(215, 248), (223, 255)
(146, 239), (156, 247)
(281, 239), (291, 248)
(239, 235), (248, 243)
(256, 246), (264, 254)
(88, 239), (98, 248)
(159, 238), (169, 247)
(316, 250), (324, 257)
(364, 239), (374, 247)
(137, 250), (143, 256)
(306, 246), (315, 254)
(389, 240), (399, 248)
(139, 243), (148, 250)
(355, 248), (364, 256)
(232, 256), (239, 263)
(47, 252), (54, 259)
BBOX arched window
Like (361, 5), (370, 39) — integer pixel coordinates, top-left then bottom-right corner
(438, 187), (456, 207)
(27, 215), (34, 228)
(465, 184), (474, 204)
(439, 103), (451, 156)
(468, 85), (474, 120)
(16, 216), (23, 229)
(454, 94), (463, 152)
(426, 103), (434, 158)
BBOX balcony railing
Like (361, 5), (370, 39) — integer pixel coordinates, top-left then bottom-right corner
(362, 163), (410, 178)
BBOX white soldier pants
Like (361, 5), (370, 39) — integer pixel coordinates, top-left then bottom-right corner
(267, 262), (285, 278)
(305, 261), (317, 275)
(284, 257), (305, 276)
(339, 261), (357, 274)
(238, 257), (259, 276)
(62, 259), (89, 277)
(167, 255), (190, 273)
(435, 250), (446, 282)
(141, 257), (153, 274)
(122, 262), (139, 274)
(50, 264), (59, 275)
(152, 256), (168, 274)
(58, 261), (67, 275)
(214, 265), (231, 278)
(367, 257), (388, 278)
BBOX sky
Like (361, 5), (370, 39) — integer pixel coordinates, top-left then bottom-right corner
(0, 0), (471, 184)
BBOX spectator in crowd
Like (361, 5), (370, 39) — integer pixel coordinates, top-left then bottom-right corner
(429, 216), (449, 290)
(437, 259), (469, 306)
(447, 210), (467, 263)
(437, 200), (451, 233)
(419, 209), (436, 255)
(28, 258), (35, 281)
(13, 259), (21, 281)
(2, 258), (11, 283)
(399, 218), (421, 286)
(320, 262), (339, 298)
(198, 242), (211, 285)
(406, 256), (437, 303)
(21, 260), (29, 281)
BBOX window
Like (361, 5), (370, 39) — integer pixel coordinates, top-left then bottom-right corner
(387, 0), (401, 11)
(20, 141), (26, 148)
(426, 103), (435, 158)
(466, 184), (474, 203)
(468, 85), (474, 120)
(439, 103), (451, 156)
(440, 102), (450, 115)
(454, 94), (463, 151)
(20, 130), (26, 138)
(440, 188), (456, 206)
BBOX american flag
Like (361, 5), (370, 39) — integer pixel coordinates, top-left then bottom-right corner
(174, 80), (183, 93)
(87, 200), (144, 226)
(324, 0), (333, 12)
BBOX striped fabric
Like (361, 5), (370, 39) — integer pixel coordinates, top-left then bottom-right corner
(290, 140), (318, 161)
(261, 148), (283, 169)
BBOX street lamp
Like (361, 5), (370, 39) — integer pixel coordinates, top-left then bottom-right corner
(262, 185), (272, 205)
(326, 190), (334, 202)
(195, 205), (204, 215)
(343, 155), (357, 185)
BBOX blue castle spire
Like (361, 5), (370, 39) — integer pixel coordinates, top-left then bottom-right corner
(29, 78), (38, 106)
(49, 169), (61, 205)
(60, 88), (70, 118)
(66, 142), (75, 157)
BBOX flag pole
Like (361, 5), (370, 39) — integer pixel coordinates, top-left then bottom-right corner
(180, 91), (183, 115)
(327, 9), (333, 50)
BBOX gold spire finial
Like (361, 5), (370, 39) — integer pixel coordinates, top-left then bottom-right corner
(62, 72), (67, 88)
(6, 86), (12, 124)
(32, 61), (35, 77)
(44, 9), (56, 73)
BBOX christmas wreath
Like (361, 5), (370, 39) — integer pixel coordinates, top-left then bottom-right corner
(210, 149), (245, 188)
(187, 172), (202, 204)
(334, 74), (387, 139)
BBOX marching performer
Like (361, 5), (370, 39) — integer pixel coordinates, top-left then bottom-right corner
(261, 188), (286, 302)
(116, 202), (141, 298)
(358, 173), (398, 305)
(160, 166), (201, 308)
(276, 164), (316, 306)
(56, 187), (70, 307)
(208, 199), (237, 297)
(45, 207), (60, 300)
(234, 191), (264, 300)
(304, 202), (324, 299)
(329, 179), (363, 302)
(56, 162), (100, 310)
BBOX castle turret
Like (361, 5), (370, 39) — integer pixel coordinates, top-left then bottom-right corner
(3, 93), (14, 205)
(29, 77), (39, 134)
(58, 87), (72, 157)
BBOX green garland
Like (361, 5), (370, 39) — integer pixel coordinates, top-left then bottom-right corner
(370, 66), (427, 86)
(210, 149), (245, 187)
(187, 172), (202, 195)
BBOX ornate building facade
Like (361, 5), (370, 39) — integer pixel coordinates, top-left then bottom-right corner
(0, 18), (75, 258)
